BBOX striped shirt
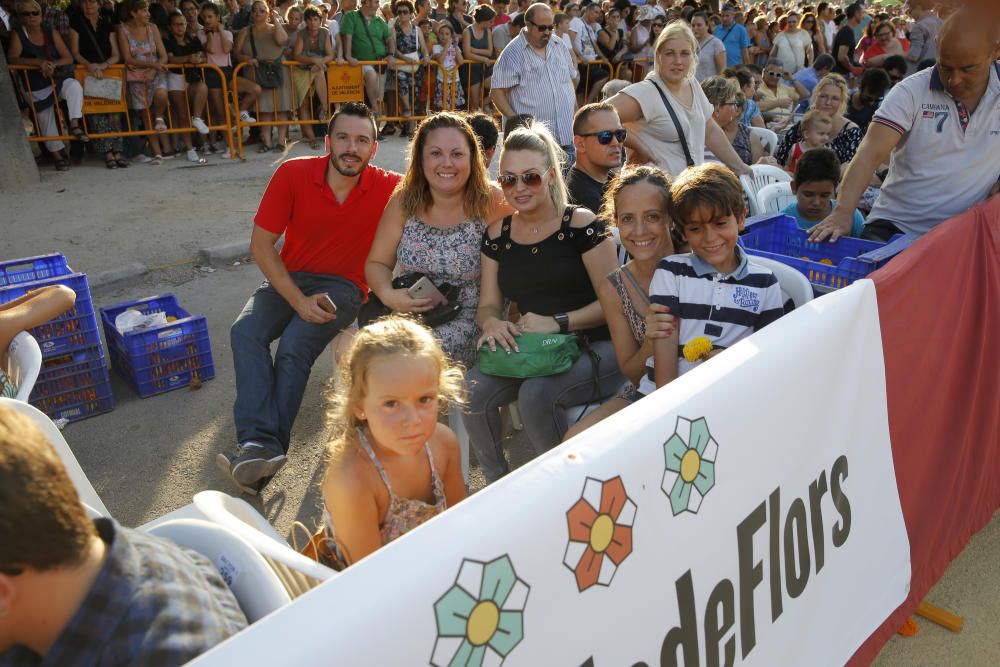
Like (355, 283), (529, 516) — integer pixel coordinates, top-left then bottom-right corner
(637, 247), (784, 397)
(491, 33), (578, 145)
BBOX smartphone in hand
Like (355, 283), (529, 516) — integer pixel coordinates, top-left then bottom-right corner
(319, 293), (337, 314)
(407, 276), (447, 308)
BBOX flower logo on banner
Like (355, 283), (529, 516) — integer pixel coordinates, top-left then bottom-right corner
(563, 476), (637, 592)
(662, 416), (718, 516)
(431, 555), (529, 667)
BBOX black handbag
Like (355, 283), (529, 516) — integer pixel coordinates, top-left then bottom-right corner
(358, 273), (462, 329)
(249, 30), (283, 88)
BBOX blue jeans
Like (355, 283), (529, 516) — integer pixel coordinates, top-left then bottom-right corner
(230, 273), (362, 454)
(462, 339), (623, 483)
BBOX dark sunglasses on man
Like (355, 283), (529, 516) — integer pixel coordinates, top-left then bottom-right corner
(578, 128), (627, 145)
(528, 20), (554, 32)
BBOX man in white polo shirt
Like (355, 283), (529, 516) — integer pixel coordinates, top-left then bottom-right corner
(809, 10), (1000, 243)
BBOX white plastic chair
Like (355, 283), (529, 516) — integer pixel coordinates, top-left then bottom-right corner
(609, 226), (628, 266)
(193, 491), (336, 599)
(740, 164), (793, 217)
(0, 397), (111, 517)
(145, 518), (291, 623)
(750, 126), (779, 156)
(748, 255), (814, 309)
(5, 331), (41, 401)
(756, 182), (797, 215)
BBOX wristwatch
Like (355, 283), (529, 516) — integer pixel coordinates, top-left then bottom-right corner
(553, 313), (570, 334)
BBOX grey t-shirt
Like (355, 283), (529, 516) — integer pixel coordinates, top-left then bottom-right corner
(695, 35), (726, 82)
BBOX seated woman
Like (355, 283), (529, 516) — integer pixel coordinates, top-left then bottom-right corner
(562, 166), (677, 442)
(463, 122), (625, 485)
(701, 75), (776, 166)
(365, 112), (510, 369)
(1, 285), (76, 398)
(320, 317), (465, 568)
(775, 74), (862, 168)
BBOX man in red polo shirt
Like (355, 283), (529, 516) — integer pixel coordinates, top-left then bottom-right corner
(217, 102), (401, 494)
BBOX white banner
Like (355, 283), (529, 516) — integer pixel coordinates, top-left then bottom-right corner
(193, 280), (911, 667)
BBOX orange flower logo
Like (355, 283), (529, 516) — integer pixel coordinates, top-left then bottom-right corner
(563, 476), (636, 592)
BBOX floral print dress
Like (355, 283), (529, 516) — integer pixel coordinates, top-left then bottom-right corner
(397, 216), (484, 366)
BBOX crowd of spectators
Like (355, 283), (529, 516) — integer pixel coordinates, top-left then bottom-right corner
(3, 1), (1000, 662)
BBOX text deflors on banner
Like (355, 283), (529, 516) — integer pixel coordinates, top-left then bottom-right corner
(597, 455), (851, 667)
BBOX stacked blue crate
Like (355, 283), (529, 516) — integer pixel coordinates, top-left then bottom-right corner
(0, 254), (114, 422)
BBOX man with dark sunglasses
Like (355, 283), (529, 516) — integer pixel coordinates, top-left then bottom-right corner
(567, 102), (625, 215)
(492, 3), (579, 163)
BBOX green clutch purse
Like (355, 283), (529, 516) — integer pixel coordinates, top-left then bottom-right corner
(479, 332), (582, 378)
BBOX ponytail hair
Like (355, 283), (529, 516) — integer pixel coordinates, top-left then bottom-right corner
(500, 121), (569, 213)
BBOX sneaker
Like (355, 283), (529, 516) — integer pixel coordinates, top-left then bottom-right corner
(221, 150), (232, 159)
(216, 442), (287, 494)
(134, 154), (154, 164)
(186, 149), (207, 164)
(204, 142), (219, 154)
(192, 116), (210, 134)
(239, 110), (256, 124)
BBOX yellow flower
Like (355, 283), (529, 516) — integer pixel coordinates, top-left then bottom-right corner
(682, 336), (713, 363)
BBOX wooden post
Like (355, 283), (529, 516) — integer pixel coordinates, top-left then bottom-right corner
(915, 602), (964, 633)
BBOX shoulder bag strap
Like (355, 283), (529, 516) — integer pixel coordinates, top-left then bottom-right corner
(249, 27), (258, 58)
(719, 24), (735, 44)
(83, 18), (107, 63)
(620, 265), (651, 306)
(649, 78), (695, 167)
(360, 14), (379, 53)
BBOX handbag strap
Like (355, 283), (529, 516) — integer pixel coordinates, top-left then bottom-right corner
(649, 78), (695, 167)
(82, 17), (107, 63)
(619, 265), (651, 306)
(248, 27), (259, 58)
(360, 13), (379, 54)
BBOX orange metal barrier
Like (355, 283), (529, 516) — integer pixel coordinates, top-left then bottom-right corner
(452, 58), (494, 113)
(9, 63), (235, 158)
(230, 59), (451, 158)
(577, 58), (613, 101)
(615, 58), (650, 83)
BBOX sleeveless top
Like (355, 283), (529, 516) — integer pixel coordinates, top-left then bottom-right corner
(15, 26), (58, 98)
(325, 429), (447, 563)
(124, 24), (158, 81)
(397, 216), (485, 367)
(607, 266), (649, 402)
(300, 27), (329, 58)
(481, 206), (611, 341)
(597, 27), (622, 62)
(732, 123), (752, 165)
(0, 369), (16, 399)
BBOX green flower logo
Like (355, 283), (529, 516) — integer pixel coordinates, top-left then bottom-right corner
(431, 555), (529, 666)
(662, 416), (717, 515)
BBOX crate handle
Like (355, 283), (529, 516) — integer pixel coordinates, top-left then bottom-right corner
(2, 262), (37, 274)
(857, 233), (918, 264)
(157, 327), (183, 340)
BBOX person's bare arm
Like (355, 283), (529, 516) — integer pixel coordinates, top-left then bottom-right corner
(836, 43), (852, 71)
(608, 91), (656, 163)
(596, 278), (650, 385)
(713, 49), (726, 75)
(0, 285), (76, 355)
(652, 327), (679, 388)
(808, 123), (902, 242)
(250, 225), (336, 323)
(321, 455), (382, 566)
(491, 86), (515, 117)
(344, 33), (356, 65)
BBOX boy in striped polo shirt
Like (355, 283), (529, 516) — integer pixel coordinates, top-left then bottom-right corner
(639, 163), (785, 396)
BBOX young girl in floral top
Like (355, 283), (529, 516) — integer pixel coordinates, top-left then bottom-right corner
(431, 22), (464, 109)
(319, 317), (466, 568)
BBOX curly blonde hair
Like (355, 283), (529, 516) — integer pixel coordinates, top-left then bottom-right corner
(325, 316), (466, 458)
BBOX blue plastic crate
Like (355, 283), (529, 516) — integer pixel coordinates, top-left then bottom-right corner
(99, 294), (215, 398)
(0, 253), (70, 287)
(30, 346), (110, 403)
(0, 273), (102, 357)
(740, 214), (915, 292)
(30, 374), (115, 423)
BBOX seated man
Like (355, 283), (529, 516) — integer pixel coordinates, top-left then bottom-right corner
(845, 67), (891, 135)
(567, 102), (624, 215)
(793, 53), (835, 97)
(0, 404), (247, 665)
(757, 60), (809, 120)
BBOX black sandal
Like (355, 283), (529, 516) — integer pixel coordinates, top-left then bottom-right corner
(115, 155), (130, 168)
(54, 157), (70, 171)
(105, 155), (119, 169)
(69, 124), (89, 142)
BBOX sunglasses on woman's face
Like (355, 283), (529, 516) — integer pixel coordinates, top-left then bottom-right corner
(252, 7), (268, 13)
(21, 10), (41, 16)
(397, 8), (410, 13)
(579, 128), (627, 145)
(499, 172), (543, 188)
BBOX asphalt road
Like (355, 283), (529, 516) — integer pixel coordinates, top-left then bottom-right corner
(4, 134), (996, 665)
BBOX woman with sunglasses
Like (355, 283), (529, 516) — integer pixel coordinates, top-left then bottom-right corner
(608, 21), (751, 179)
(800, 11), (826, 58)
(366, 113), (510, 372)
(8, 0), (88, 171)
(562, 165), (677, 443)
(463, 122), (624, 485)
(701, 76), (774, 166)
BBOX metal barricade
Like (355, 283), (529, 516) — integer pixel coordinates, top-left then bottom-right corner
(9, 63), (236, 158)
(452, 58), (495, 113)
(230, 59), (451, 158)
(615, 58), (650, 84)
(577, 59), (613, 102)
